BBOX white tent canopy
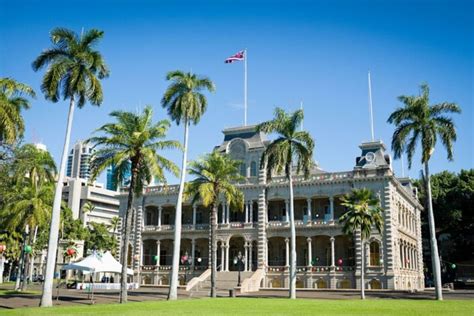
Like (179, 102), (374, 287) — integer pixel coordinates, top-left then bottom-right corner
(63, 251), (133, 275)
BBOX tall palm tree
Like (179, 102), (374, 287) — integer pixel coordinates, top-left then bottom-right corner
(387, 83), (461, 300)
(0, 77), (36, 144)
(185, 151), (244, 297)
(256, 107), (314, 299)
(32, 27), (109, 307)
(161, 70), (215, 300)
(87, 105), (180, 303)
(12, 144), (56, 191)
(339, 188), (383, 300)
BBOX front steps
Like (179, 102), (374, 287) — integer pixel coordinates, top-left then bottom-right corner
(190, 271), (253, 297)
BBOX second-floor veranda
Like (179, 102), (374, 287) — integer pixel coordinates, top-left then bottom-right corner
(142, 195), (349, 233)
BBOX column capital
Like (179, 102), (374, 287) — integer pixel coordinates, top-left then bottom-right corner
(285, 237), (289, 243)
(330, 236), (335, 242)
(306, 198), (312, 203)
(156, 240), (161, 245)
(306, 237), (312, 243)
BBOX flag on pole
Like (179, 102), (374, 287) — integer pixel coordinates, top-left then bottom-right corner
(225, 50), (245, 63)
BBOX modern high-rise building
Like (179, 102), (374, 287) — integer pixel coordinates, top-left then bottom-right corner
(106, 162), (132, 191)
(66, 141), (94, 180)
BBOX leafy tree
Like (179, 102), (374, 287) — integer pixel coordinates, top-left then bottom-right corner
(387, 83), (461, 300)
(414, 169), (474, 281)
(185, 151), (244, 297)
(256, 107), (314, 299)
(61, 207), (89, 241)
(0, 77), (35, 144)
(32, 27), (109, 307)
(87, 105), (180, 303)
(339, 188), (383, 299)
(161, 70), (215, 300)
(86, 222), (117, 254)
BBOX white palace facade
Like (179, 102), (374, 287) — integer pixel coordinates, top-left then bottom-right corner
(118, 125), (425, 292)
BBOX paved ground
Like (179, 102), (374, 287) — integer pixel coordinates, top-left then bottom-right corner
(1, 283), (473, 309)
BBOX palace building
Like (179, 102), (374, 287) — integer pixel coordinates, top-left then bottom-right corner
(117, 125), (425, 292)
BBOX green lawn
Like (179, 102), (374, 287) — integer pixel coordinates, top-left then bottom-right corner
(0, 289), (40, 296)
(1, 298), (473, 316)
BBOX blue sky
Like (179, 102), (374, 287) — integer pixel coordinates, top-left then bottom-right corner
(1, 0), (472, 184)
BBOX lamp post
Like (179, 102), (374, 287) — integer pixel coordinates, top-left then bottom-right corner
(233, 251), (245, 287)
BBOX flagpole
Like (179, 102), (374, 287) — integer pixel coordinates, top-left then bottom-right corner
(368, 71), (375, 141)
(244, 49), (248, 126)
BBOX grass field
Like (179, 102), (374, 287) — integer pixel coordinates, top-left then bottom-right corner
(0, 289), (40, 296)
(2, 298), (473, 316)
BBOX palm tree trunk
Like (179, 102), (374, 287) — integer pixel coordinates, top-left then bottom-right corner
(210, 204), (217, 298)
(119, 165), (137, 304)
(288, 166), (296, 299)
(360, 234), (365, 300)
(425, 162), (443, 300)
(168, 120), (189, 300)
(40, 97), (75, 307)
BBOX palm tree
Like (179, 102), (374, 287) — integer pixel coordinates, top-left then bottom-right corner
(87, 105), (180, 303)
(12, 144), (56, 191)
(161, 70), (215, 300)
(256, 107), (314, 299)
(110, 216), (120, 235)
(387, 83), (461, 300)
(0, 77), (36, 144)
(0, 184), (54, 236)
(339, 188), (383, 299)
(81, 201), (95, 227)
(185, 151), (244, 297)
(32, 27), (109, 307)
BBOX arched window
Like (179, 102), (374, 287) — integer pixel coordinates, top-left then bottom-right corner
(240, 163), (246, 177)
(250, 161), (257, 177)
(369, 241), (381, 266)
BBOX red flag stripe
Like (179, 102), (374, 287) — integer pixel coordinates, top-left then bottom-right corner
(225, 50), (245, 63)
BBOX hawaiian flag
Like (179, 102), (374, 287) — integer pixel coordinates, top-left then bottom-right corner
(225, 50), (245, 63)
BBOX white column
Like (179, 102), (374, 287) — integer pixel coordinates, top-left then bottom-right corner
(306, 198), (312, 222)
(330, 237), (335, 267)
(225, 243), (230, 271)
(307, 237), (312, 266)
(226, 203), (230, 224)
(158, 206), (162, 228)
(248, 242), (253, 271)
(156, 240), (161, 266)
(245, 201), (249, 223)
(285, 238), (290, 267)
(285, 200), (289, 223)
(192, 205), (197, 228)
(329, 196), (334, 221)
(249, 201), (253, 223)
(244, 243), (249, 271)
(191, 239), (196, 269)
(220, 242), (225, 271)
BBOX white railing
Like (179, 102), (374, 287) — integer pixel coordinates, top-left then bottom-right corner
(186, 268), (211, 292)
(240, 268), (265, 293)
(270, 171), (353, 184)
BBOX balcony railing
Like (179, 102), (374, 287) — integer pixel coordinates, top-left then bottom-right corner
(266, 265), (355, 273)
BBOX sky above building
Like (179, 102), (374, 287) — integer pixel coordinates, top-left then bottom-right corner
(1, 0), (472, 183)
